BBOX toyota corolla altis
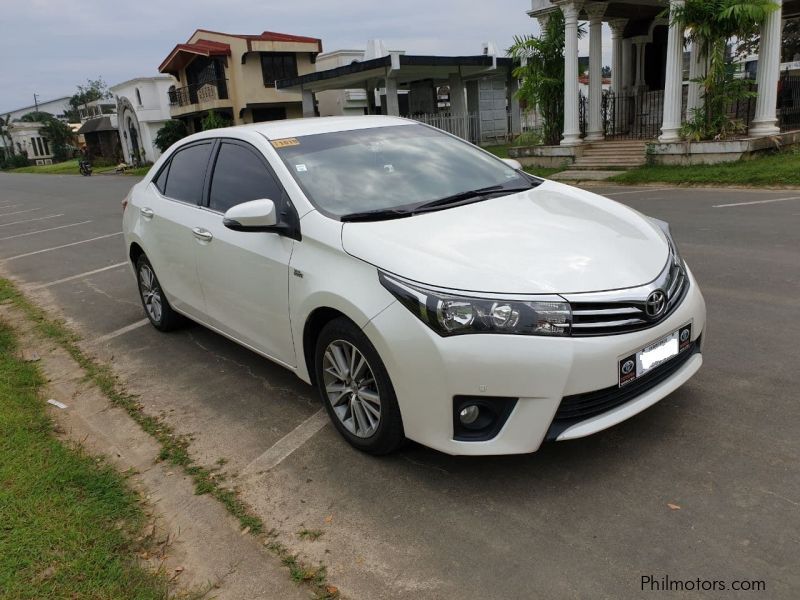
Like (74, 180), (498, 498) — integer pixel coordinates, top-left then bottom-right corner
(122, 116), (706, 455)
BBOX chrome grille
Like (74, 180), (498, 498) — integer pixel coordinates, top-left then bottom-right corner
(565, 254), (689, 337)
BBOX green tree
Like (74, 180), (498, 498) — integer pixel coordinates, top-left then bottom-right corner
(0, 115), (14, 158)
(65, 77), (112, 122)
(154, 120), (188, 153)
(508, 12), (584, 146)
(671, 0), (780, 140)
(201, 110), (232, 131)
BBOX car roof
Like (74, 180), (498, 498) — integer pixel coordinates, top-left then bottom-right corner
(189, 115), (415, 143)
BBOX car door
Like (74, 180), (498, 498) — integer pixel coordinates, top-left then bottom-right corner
(191, 139), (296, 367)
(140, 141), (214, 319)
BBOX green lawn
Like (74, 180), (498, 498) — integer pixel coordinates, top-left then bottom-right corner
(9, 159), (150, 177)
(609, 150), (800, 186)
(0, 321), (168, 599)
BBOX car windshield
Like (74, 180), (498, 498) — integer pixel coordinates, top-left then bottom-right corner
(269, 124), (533, 218)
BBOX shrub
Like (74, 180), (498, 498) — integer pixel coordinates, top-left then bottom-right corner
(154, 120), (188, 153)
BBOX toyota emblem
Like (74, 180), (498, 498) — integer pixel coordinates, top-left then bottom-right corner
(645, 290), (667, 318)
(621, 360), (635, 375)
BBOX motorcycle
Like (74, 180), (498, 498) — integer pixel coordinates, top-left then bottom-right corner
(79, 160), (93, 176)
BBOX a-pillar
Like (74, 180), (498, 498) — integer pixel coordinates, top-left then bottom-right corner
(586, 3), (606, 141)
(556, 0), (584, 146)
(686, 41), (706, 117)
(659, 0), (685, 143)
(384, 77), (400, 117)
(749, 0), (783, 137)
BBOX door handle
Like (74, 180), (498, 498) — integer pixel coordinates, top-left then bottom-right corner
(192, 227), (213, 242)
(140, 207), (154, 219)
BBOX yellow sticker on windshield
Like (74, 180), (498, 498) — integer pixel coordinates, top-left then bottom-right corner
(271, 138), (300, 148)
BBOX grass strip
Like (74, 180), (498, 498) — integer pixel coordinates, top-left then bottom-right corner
(0, 317), (170, 599)
(0, 279), (337, 599)
(609, 149), (800, 186)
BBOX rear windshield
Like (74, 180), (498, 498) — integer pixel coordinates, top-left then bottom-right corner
(270, 124), (528, 217)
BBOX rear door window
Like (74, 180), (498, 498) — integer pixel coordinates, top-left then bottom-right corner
(208, 142), (284, 213)
(163, 143), (213, 204)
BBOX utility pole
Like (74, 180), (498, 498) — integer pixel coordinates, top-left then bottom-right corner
(33, 93), (39, 112)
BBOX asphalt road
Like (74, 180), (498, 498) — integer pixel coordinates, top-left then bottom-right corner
(1, 172), (798, 599)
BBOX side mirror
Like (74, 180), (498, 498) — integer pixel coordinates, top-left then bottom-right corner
(223, 199), (278, 232)
(502, 158), (522, 170)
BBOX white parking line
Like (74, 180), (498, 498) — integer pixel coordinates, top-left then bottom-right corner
(4, 232), (122, 261)
(93, 319), (149, 343)
(0, 214), (64, 228)
(33, 261), (129, 289)
(0, 207), (42, 218)
(0, 220), (92, 242)
(602, 187), (676, 196)
(713, 196), (800, 208)
(241, 409), (329, 477)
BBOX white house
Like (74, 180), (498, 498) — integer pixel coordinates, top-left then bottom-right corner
(110, 76), (176, 164)
(7, 121), (55, 164)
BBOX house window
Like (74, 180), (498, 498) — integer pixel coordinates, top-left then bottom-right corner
(261, 53), (297, 86)
(136, 88), (142, 106)
(36, 138), (45, 156)
(43, 138), (50, 155)
(30, 138), (38, 157)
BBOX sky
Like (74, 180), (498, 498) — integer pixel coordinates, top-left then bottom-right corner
(0, 0), (611, 113)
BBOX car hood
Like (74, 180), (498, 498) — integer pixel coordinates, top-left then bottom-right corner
(341, 180), (669, 294)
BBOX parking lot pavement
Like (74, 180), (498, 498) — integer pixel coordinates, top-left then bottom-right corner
(1, 171), (799, 599)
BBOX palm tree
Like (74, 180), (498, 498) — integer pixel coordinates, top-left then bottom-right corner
(670, 0), (780, 139)
(509, 12), (584, 146)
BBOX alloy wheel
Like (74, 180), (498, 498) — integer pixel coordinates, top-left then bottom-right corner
(138, 264), (163, 323)
(322, 340), (381, 438)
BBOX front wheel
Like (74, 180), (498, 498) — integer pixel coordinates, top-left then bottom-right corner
(315, 318), (405, 455)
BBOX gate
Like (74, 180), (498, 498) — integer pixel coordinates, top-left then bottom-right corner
(603, 90), (663, 140)
(779, 76), (800, 132)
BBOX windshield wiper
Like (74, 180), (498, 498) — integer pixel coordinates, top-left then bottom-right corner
(340, 208), (413, 222)
(412, 184), (535, 213)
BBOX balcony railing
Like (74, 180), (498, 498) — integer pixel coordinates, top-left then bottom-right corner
(168, 79), (229, 108)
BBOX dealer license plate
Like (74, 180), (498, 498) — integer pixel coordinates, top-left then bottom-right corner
(618, 323), (692, 387)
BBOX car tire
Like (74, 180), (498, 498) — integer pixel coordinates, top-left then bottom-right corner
(315, 317), (405, 455)
(135, 254), (183, 332)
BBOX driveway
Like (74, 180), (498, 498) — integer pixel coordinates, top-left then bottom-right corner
(1, 172), (798, 598)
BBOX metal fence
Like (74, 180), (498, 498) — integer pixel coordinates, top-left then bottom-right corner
(409, 112), (481, 144)
(779, 76), (800, 132)
(602, 90), (664, 140)
(168, 79), (229, 107)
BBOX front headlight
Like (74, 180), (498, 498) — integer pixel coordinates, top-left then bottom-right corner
(379, 272), (571, 337)
(650, 217), (684, 267)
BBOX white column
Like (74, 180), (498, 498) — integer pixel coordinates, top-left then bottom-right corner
(659, 0), (686, 142)
(686, 41), (706, 116)
(586, 3), (606, 141)
(750, 0), (783, 137)
(621, 38), (632, 91)
(609, 20), (626, 96)
(384, 77), (400, 117)
(558, 0), (584, 146)
(634, 41), (646, 89)
(448, 72), (467, 114)
(301, 89), (315, 118)
(609, 20), (627, 134)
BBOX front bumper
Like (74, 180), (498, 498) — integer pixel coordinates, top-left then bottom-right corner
(363, 269), (706, 456)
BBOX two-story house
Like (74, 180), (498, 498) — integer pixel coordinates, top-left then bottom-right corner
(158, 29), (322, 132)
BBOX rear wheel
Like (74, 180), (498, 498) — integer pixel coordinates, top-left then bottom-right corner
(135, 254), (182, 331)
(315, 318), (404, 455)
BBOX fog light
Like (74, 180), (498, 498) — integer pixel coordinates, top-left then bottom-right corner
(459, 405), (480, 426)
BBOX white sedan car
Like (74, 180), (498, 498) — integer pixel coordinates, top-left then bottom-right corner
(122, 116), (705, 456)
